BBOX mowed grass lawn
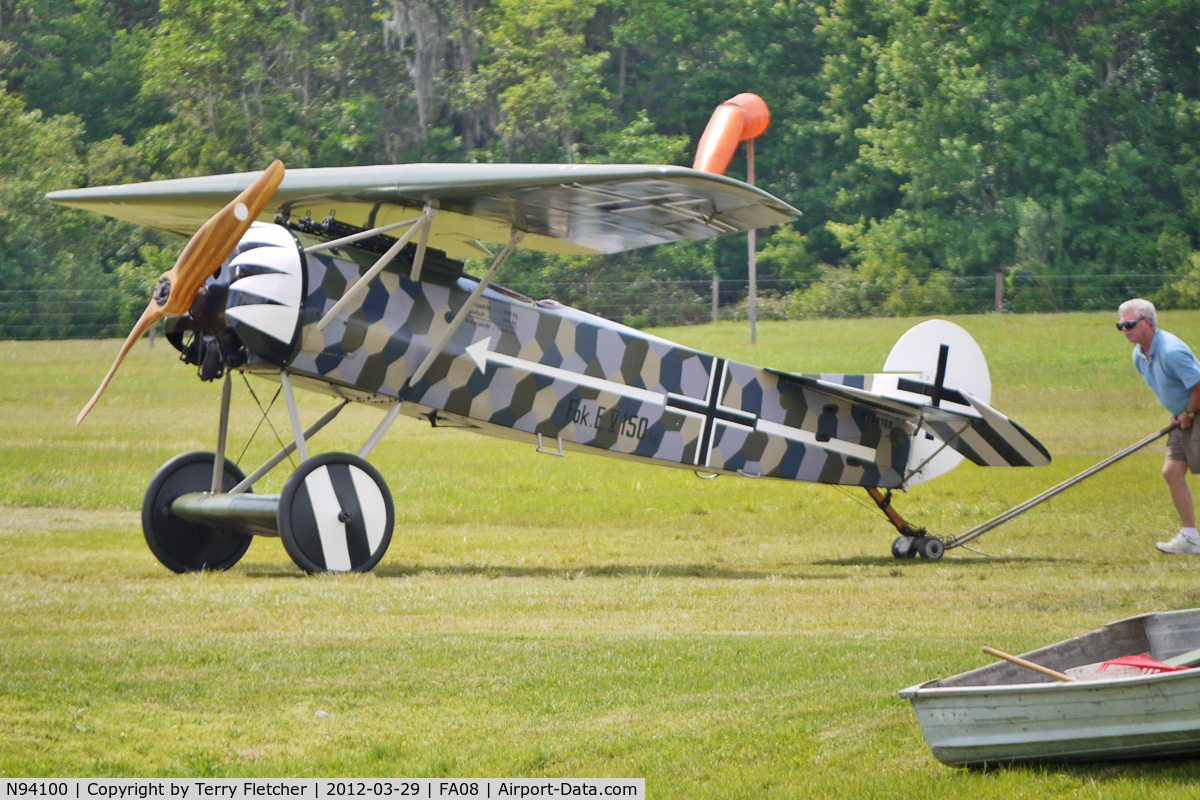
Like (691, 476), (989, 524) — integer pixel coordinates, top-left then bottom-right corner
(4, 311), (1200, 796)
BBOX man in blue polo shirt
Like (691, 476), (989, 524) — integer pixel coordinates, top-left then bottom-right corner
(1120, 298), (1200, 554)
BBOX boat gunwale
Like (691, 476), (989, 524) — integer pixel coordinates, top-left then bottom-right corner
(900, 608), (1200, 700)
(899, 664), (1200, 700)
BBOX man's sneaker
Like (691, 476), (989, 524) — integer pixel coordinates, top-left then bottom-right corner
(1156, 532), (1200, 555)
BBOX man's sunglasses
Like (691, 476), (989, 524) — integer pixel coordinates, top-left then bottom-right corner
(1116, 318), (1145, 331)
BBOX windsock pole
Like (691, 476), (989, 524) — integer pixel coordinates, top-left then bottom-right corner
(693, 93), (771, 343)
(747, 138), (757, 342)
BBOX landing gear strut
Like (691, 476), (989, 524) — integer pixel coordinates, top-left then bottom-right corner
(140, 368), (403, 574)
(866, 487), (944, 561)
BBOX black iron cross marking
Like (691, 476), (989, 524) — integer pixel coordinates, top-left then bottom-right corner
(665, 358), (757, 466)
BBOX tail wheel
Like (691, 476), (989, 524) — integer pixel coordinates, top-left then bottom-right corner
(891, 536), (919, 559)
(142, 451), (254, 573)
(278, 452), (394, 574)
(917, 536), (945, 561)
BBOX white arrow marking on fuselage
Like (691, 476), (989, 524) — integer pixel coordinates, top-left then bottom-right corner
(464, 337), (880, 465)
(465, 337), (666, 405)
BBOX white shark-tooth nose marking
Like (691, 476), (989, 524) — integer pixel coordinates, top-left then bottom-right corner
(230, 271), (301, 306)
(222, 227), (304, 347)
(225, 305), (299, 343)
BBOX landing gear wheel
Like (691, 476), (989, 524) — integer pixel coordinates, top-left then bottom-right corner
(891, 536), (919, 559)
(917, 536), (945, 561)
(278, 452), (394, 573)
(142, 451), (254, 573)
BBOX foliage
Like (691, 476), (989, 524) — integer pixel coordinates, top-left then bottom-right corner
(721, 290), (796, 322)
(754, 226), (823, 285)
(0, 87), (114, 338)
(2, 0), (1200, 334)
(820, 0), (1200, 288)
(1161, 251), (1200, 309)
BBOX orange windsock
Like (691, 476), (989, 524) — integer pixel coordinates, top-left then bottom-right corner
(692, 93), (770, 175)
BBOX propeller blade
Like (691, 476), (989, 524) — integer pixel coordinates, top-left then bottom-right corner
(76, 160), (286, 424)
(76, 303), (165, 425)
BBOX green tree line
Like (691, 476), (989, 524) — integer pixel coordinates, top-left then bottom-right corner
(2, 0), (1199, 337)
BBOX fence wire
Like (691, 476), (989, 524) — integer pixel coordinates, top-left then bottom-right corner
(0, 273), (1182, 340)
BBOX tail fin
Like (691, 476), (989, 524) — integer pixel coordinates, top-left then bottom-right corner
(878, 319), (1048, 485)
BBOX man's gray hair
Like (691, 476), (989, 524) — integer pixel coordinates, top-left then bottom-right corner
(1119, 298), (1157, 328)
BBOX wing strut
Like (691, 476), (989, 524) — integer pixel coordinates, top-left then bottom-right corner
(406, 228), (526, 389)
(358, 402), (404, 459)
(303, 215), (424, 255)
(212, 371), (234, 493)
(410, 207), (437, 281)
(311, 204), (437, 332)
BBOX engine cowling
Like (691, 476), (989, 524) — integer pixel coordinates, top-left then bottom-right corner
(167, 223), (307, 379)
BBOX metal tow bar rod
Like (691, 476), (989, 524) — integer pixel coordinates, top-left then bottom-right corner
(945, 422), (1178, 551)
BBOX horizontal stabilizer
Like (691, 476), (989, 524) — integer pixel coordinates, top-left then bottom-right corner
(952, 391), (1051, 467)
(777, 371), (1050, 470)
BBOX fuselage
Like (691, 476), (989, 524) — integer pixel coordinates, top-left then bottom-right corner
(179, 223), (910, 488)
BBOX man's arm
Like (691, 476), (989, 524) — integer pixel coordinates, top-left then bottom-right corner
(1178, 382), (1200, 429)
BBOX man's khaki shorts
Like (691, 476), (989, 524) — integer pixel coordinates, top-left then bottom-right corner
(1166, 422), (1200, 473)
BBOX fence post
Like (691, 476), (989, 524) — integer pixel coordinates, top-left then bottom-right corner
(995, 269), (1004, 313)
(712, 273), (719, 323)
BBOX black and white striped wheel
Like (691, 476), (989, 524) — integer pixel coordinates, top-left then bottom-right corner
(277, 453), (394, 573)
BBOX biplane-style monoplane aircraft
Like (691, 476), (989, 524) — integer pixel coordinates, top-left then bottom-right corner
(48, 159), (1049, 573)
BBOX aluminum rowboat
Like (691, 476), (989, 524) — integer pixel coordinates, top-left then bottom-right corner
(899, 608), (1200, 766)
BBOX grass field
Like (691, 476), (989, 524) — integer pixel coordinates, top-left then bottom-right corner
(4, 311), (1200, 796)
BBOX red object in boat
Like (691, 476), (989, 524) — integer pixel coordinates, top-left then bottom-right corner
(1100, 655), (1192, 674)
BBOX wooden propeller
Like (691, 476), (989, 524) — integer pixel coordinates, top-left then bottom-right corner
(76, 160), (286, 425)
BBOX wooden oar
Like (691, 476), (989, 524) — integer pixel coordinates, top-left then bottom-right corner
(1165, 647), (1200, 668)
(982, 646), (1078, 682)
